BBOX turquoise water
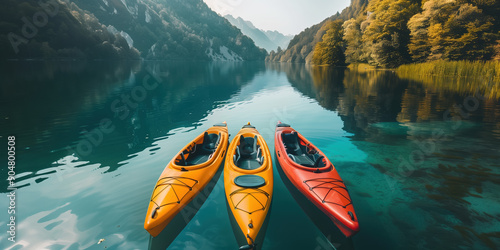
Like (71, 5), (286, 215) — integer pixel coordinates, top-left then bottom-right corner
(1, 61), (499, 249)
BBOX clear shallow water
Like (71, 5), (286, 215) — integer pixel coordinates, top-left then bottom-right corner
(0, 61), (499, 249)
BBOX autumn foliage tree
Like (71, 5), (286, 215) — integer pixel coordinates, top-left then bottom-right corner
(343, 17), (368, 64)
(408, 0), (498, 61)
(312, 20), (346, 66)
(361, 0), (420, 67)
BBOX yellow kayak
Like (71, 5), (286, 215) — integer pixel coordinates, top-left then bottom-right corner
(144, 123), (229, 237)
(224, 123), (273, 249)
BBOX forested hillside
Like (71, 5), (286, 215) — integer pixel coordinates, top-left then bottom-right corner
(266, 0), (368, 63)
(1, 0), (267, 60)
(267, 0), (500, 67)
(72, 0), (266, 60)
(0, 0), (140, 60)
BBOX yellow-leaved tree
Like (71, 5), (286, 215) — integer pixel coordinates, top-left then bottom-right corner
(312, 20), (346, 66)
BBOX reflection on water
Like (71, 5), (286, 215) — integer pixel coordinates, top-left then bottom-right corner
(275, 156), (355, 250)
(274, 64), (500, 249)
(0, 62), (499, 249)
(0, 61), (265, 176)
(148, 165), (224, 250)
(396, 69), (500, 100)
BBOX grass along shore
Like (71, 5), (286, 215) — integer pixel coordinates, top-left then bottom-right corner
(397, 60), (500, 82)
(396, 60), (500, 99)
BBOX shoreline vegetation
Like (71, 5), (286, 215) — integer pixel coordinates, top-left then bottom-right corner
(1, 0), (266, 61)
(267, 0), (500, 70)
(396, 60), (500, 99)
(397, 60), (500, 81)
(2, 0), (499, 98)
(268, 0), (500, 97)
(320, 61), (500, 99)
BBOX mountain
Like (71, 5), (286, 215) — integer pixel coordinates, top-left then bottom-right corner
(263, 30), (293, 50)
(224, 15), (292, 52)
(0, 0), (140, 60)
(268, 0), (499, 67)
(1, 0), (267, 61)
(70, 0), (266, 61)
(266, 13), (343, 64)
(266, 0), (369, 64)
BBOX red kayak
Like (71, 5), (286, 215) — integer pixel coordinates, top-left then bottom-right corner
(274, 122), (359, 237)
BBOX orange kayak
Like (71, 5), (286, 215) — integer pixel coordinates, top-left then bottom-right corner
(224, 123), (273, 249)
(144, 123), (229, 237)
(275, 122), (359, 237)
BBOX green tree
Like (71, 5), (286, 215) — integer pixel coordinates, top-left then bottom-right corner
(407, 11), (430, 62)
(494, 40), (500, 61)
(343, 17), (366, 63)
(312, 20), (346, 66)
(362, 0), (420, 67)
(408, 0), (498, 61)
(444, 3), (496, 60)
(428, 23), (447, 60)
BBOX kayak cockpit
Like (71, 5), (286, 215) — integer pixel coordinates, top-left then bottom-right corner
(176, 132), (221, 166)
(233, 135), (264, 170)
(282, 132), (325, 169)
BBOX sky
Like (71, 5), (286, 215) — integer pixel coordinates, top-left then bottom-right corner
(203, 0), (351, 35)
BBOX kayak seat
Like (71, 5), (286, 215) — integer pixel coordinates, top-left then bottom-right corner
(289, 153), (325, 168)
(283, 132), (324, 168)
(198, 132), (220, 154)
(282, 132), (302, 155)
(239, 135), (257, 157)
(185, 154), (211, 166)
(234, 135), (263, 170)
(179, 132), (220, 166)
(288, 154), (315, 165)
(234, 175), (266, 188)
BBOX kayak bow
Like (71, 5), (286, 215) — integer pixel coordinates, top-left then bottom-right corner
(225, 123), (273, 249)
(275, 122), (359, 237)
(144, 123), (229, 237)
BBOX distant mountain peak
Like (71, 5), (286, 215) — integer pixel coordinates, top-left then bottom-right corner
(224, 15), (293, 52)
(236, 16), (256, 30)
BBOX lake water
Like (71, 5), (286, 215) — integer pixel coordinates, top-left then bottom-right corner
(1, 61), (499, 249)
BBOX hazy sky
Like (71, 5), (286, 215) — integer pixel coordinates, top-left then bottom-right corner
(203, 0), (351, 35)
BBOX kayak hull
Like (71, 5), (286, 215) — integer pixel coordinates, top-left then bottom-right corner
(144, 124), (229, 237)
(275, 124), (359, 237)
(224, 124), (273, 248)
